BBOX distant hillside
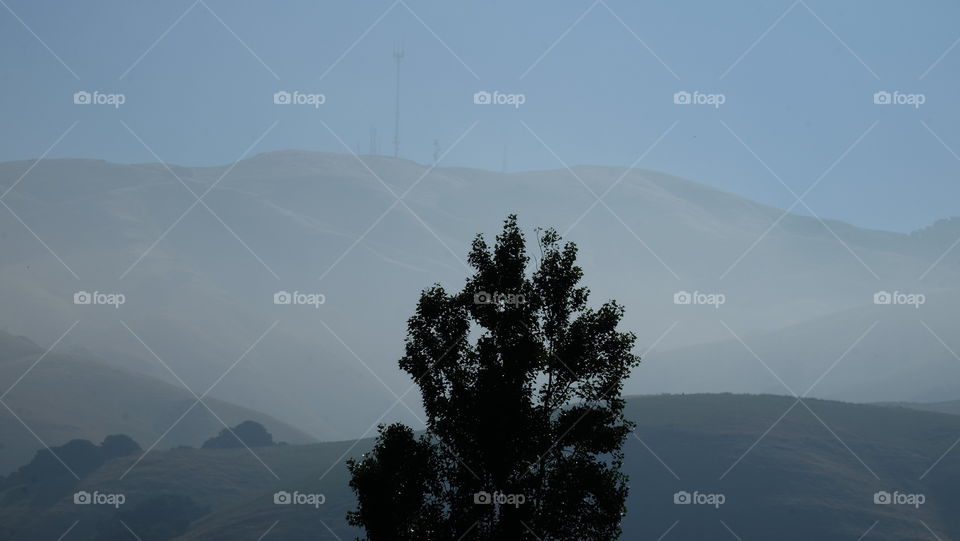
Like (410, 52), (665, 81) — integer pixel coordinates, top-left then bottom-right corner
(2, 153), (959, 438)
(0, 331), (315, 474)
(879, 399), (960, 416)
(1, 394), (957, 540)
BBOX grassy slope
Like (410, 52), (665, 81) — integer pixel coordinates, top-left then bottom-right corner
(2, 394), (959, 541)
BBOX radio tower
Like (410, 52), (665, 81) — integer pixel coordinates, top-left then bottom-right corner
(393, 42), (404, 158)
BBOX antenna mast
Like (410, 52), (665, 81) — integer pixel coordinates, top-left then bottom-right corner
(393, 42), (404, 158)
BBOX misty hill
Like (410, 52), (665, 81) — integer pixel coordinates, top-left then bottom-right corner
(880, 399), (960, 416)
(0, 331), (314, 474)
(1, 394), (957, 541)
(1, 153), (958, 437)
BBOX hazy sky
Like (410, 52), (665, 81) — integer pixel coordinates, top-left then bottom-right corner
(1, 0), (958, 232)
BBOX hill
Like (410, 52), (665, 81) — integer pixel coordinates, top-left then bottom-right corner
(0, 331), (315, 474)
(1, 153), (959, 436)
(1, 394), (957, 540)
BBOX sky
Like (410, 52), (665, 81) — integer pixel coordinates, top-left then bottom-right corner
(1, 0), (959, 233)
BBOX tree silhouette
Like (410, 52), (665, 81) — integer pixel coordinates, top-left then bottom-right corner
(348, 215), (641, 541)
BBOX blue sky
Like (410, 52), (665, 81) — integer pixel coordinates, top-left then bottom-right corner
(1, 0), (958, 232)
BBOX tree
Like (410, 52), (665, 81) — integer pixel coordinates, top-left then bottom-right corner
(348, 215), (641, 541)
(100, 434), (142, 460)
(201, 420), (274, 449)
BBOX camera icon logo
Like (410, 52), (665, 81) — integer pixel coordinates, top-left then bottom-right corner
(673, 291), (692, 305)
(73, 91), (91, 105)
(274, 491), (291, 505)
(473, 91), (492, 105)
(673, 91), (691, 105)
(274, 91), (292, 105)
(73, 491), (91, 504)
(274, 291), (292, 305)
(74, 291), (92, 305)
(474, 291), (492, 304)
(474, 491), (492, 504)
(873, 491), (891, 504)
(673, 490), (691, 504)
(873, 91), (892, 105)
(873, 291), (892, 305)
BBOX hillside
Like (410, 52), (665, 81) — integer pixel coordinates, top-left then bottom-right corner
(1, 394), (957, 540)
(1, 153), (959, 438)
(0, 331), (315, 474)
